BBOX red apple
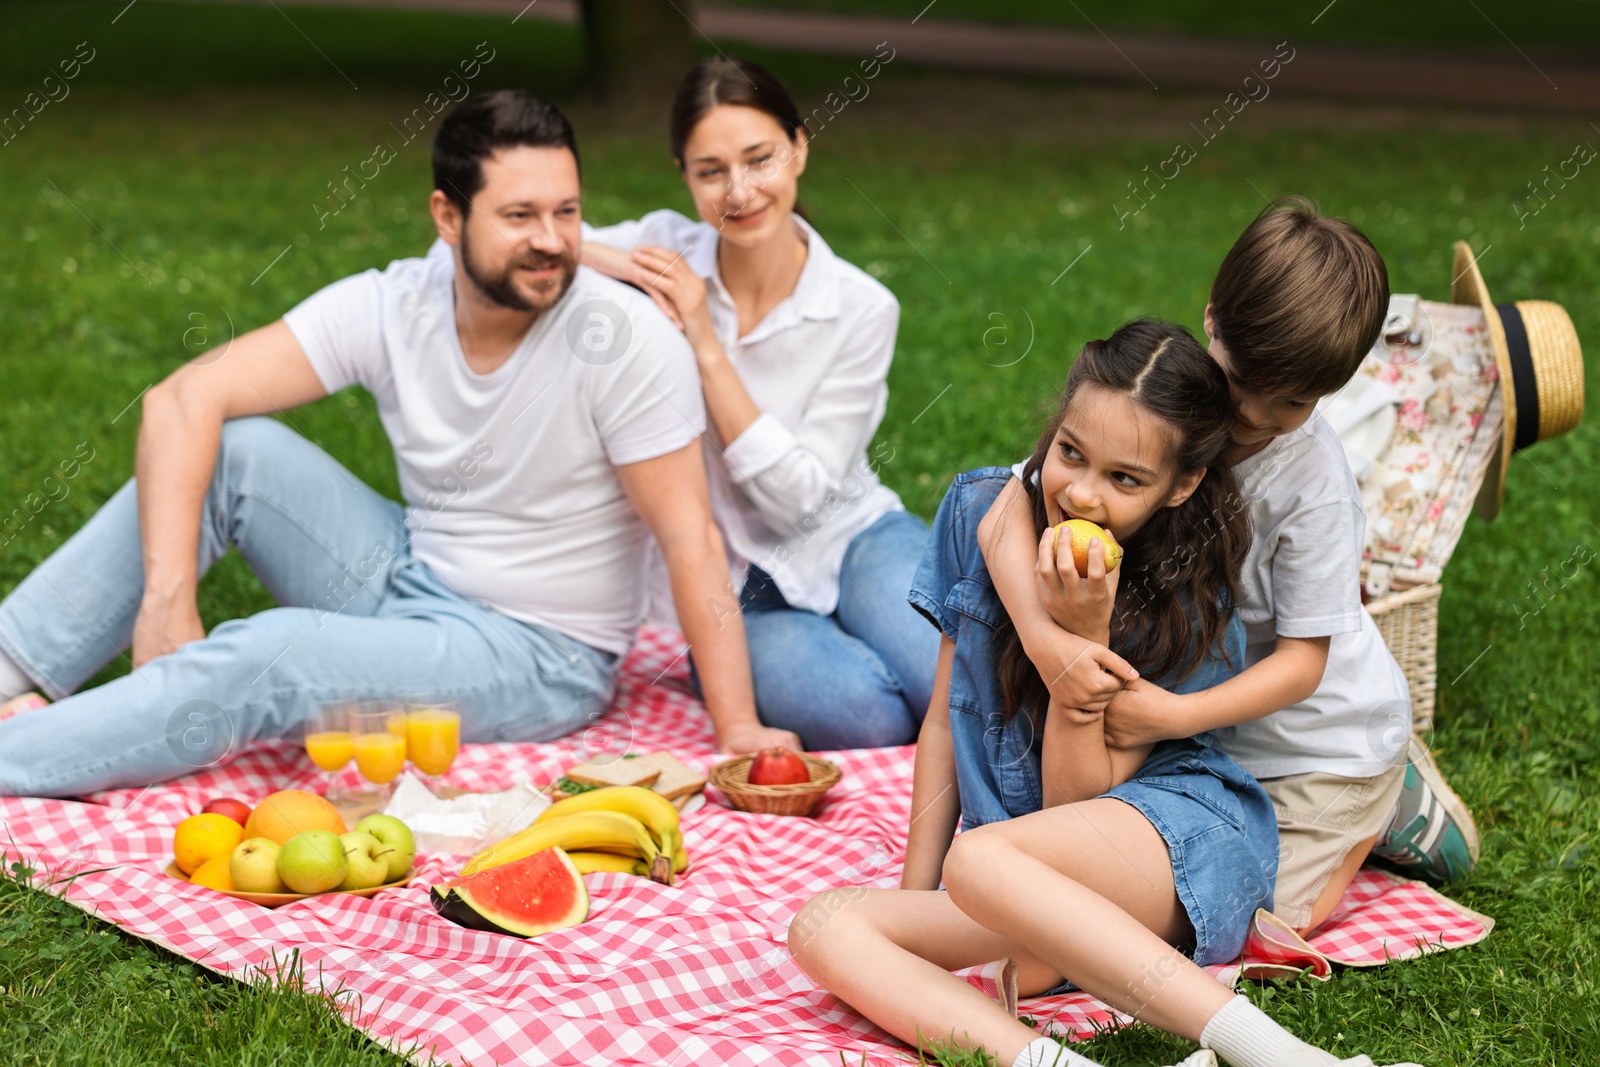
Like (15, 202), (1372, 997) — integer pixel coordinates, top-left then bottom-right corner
(202, 797), (252, 827)
(748, 747), (809, 786)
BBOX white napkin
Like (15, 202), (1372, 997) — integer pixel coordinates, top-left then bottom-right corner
(382, 773), (551, 857)
(1317, 372), (1400, 484)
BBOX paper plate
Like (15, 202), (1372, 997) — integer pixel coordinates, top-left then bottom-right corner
(164, 861), (410, 908)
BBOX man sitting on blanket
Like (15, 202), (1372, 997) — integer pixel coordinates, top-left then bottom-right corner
(0, 90), (798, 798)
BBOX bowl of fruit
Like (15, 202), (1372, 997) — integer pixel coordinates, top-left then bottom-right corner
(165, 790), (415, 907)
(709, 747), (840, 817)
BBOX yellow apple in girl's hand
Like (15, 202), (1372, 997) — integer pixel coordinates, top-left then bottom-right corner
(1052, 519), (1123, 577)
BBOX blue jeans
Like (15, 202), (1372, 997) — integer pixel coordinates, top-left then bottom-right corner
(699, 509), (939, 750)
(0, 417), (616, 798)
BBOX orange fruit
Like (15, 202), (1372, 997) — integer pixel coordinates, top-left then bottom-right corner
(1051, 519), (1123, 577)
(242, 789), (346, 845)
(188, 853), (235, 892)
(173, 813), (244, 875)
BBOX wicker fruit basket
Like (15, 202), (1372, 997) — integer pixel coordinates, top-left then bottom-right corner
(1365, 582), (1442, 737)
(709, 753), (841, 817)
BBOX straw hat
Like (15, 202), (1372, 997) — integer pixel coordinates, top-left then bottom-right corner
(1450, 241), (1585, 521)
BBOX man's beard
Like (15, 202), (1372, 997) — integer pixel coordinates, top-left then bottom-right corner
(459, 224), (576, 313)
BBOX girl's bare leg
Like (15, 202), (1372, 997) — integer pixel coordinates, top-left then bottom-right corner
(943, 798), (1236, 1041)
(790, 796), (1233, 1065)
(790, 886), (1071, 1066)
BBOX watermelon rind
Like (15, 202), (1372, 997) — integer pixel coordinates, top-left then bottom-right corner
(433, 847), (589, 938)
(430, 884), (513, 935)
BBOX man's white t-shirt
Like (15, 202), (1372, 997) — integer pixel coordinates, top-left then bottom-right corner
(283, 242), (705, 657)
(1211, 413), (1412, 779)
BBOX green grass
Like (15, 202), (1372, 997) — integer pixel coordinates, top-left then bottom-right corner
(3, 1), (1600, 1065)
(716, 0), (1600, 51)
(0, 859), (429, 1066)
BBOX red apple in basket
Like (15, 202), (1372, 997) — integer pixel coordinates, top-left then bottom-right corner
(202, 797), (252, 827)
(748, 747), (809, 786)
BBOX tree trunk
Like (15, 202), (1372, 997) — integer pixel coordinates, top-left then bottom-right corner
(579, 0), (698, 103)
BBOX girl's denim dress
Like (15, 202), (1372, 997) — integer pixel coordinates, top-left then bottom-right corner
(907, 467), (1278, 968)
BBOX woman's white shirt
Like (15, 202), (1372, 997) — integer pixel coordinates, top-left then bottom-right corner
(581, 208), (904, 617)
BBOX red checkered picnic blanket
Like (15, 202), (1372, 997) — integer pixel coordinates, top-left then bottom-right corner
(0, 627), (1492, 1066)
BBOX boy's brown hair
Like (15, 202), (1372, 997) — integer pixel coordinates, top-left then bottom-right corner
(1208, 196), (1389, 399)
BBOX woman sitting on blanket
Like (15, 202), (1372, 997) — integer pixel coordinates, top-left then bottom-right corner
(580, 57), (939, 754)
(789, 320), (1420, 1067)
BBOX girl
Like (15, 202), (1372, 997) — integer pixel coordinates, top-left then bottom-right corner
(788, 321), (1418, 1067)
(581, 57), (938, 752)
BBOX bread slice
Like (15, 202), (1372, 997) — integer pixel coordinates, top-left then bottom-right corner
(623, 751), (707, 802)
(563, 758), (662, 790)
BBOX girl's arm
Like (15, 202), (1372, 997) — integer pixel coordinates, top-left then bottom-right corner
(977, 479), (1138, 713)
(901, 637), (962, 891)
(1039, 699), (1154, 807)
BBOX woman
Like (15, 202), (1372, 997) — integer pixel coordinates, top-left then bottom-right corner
(582, 58), (938, 751)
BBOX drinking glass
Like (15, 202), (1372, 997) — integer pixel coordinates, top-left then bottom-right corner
(351, 702), (407, 803)
(405, 702), (461, 796)
(304, 703), (355, 802)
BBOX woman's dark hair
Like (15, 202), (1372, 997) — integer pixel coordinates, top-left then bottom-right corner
(669, 57), (805, 165)
(994, 320), (1251, 726)
(432, 89), (580, 217)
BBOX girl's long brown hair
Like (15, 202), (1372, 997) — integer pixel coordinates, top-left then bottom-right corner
(995, 319), (1251, 726)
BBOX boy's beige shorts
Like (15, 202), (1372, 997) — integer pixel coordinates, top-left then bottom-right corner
(1259, 762), (1406, 929)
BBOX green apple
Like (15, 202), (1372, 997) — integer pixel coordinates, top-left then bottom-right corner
(337, 831), (391, 891)
(230, 837), (287, 894)
(277, 830), (347, 894)
(356, 814), (415, 883)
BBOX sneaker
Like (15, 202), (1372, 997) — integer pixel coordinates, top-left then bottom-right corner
(1170, 1053), (1217, 1067)
(1369, 735), (1480, 884)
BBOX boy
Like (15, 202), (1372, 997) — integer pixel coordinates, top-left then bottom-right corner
(979, 198), (1478, 934)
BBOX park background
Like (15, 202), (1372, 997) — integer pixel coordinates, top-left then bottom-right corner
(1, 1), (1597, 1063)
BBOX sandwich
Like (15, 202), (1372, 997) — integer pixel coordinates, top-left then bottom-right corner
(549, 751), (707, 808)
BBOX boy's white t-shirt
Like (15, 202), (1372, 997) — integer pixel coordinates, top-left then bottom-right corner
(283, 243), (706, 657)
(1211, 413), (1411, 779)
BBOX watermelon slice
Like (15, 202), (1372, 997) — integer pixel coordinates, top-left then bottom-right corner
(431, 847), (589, 938)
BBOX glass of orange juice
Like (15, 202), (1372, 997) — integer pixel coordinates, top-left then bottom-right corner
(305, 703), (355, 801)
(405, 702), (461, 795)
(351, 702), (407, 802)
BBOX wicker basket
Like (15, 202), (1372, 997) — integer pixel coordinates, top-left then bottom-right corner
(709, 754), (841, 817)
(1364, 582), (1442, 736)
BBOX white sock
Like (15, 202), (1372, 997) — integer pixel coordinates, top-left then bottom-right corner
(1011, 1036), (1103, 1067)
(0, 646), (34, 702)
(1199, 995), (1341, 1067)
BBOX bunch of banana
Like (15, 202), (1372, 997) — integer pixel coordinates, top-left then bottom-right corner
(464, 786), (687, 885)
(566, 851), (649, 876)
(566, 849), (688, 876)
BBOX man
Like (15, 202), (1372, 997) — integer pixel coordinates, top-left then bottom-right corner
(0, 90), (797, 797)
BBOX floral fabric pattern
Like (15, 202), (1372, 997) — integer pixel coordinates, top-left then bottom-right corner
(1353, 299), (1503, 597)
